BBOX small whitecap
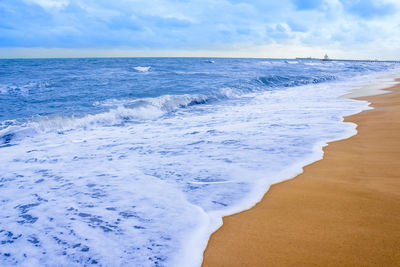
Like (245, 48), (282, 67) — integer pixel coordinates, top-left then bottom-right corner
(133, 66), (151, 72)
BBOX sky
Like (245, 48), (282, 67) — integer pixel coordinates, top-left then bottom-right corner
(1, 0), (400, 59)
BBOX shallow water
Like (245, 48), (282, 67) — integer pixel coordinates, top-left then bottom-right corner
(0, 58), (398, 266)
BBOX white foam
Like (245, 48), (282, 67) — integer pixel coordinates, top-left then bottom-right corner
(344, 71), (400, 98)
(0, 85), (8, 94)
(134, 66), (151, 72)
(303, 62), (324, 66)
(0, 81), (48, 96)
(0, 94), (214, 141)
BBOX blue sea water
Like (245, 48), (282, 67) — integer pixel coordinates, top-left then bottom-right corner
(0, 58), (398, 266)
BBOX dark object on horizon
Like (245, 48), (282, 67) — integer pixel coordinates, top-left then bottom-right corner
(296, 55), (400, 63)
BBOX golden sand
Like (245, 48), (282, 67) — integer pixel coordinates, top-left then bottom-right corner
(202, 83), (400, 266)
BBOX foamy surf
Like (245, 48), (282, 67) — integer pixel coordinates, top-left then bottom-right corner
(134, 66), (151, 72)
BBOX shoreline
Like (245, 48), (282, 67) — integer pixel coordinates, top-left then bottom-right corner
(202, 80), (400, 266)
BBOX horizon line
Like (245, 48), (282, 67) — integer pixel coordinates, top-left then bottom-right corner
(1, 56), (399, 62)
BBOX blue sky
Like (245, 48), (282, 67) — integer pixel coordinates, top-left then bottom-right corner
(1, 0), (399, 58)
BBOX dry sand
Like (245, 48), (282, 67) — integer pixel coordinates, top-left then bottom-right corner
(202, 82), (400, 266)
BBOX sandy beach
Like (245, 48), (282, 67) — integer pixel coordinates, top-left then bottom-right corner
(203, 81), (400, 266)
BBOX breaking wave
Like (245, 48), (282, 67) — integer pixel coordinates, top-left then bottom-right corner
(0, 89), (246, 144)
(134, 66), (151, 72)
(256, 74), (337, 88)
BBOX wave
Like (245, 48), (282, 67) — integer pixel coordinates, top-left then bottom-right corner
(0, 84), (251, 144)
(0, 93), (219, 143)
(259, 60), (287, 66)
(0, 73), (342, 143)
(0, 70), (355, 145)
(0, 81), (49, 95)
(173, 71), (213, 75)
(303, 62), (325, 66)
(256, 74), (337, 88)
(134, 66), (151, 72)
(0, 85), (8, 94)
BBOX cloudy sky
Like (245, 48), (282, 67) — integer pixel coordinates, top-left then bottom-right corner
(1, 0), (400, 59)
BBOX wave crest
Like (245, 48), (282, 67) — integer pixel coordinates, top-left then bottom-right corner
(0, 93), (216, 143)
(134, 66), (151, 72)
(257, 74), (337, 88)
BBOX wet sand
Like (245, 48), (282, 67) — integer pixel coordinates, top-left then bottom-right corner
(202, 82), (400, 266)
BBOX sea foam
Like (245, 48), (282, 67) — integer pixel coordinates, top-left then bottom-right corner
(134, 66), (151, 72)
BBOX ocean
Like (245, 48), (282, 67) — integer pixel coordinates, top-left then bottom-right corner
(0, 58), (398, 266)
